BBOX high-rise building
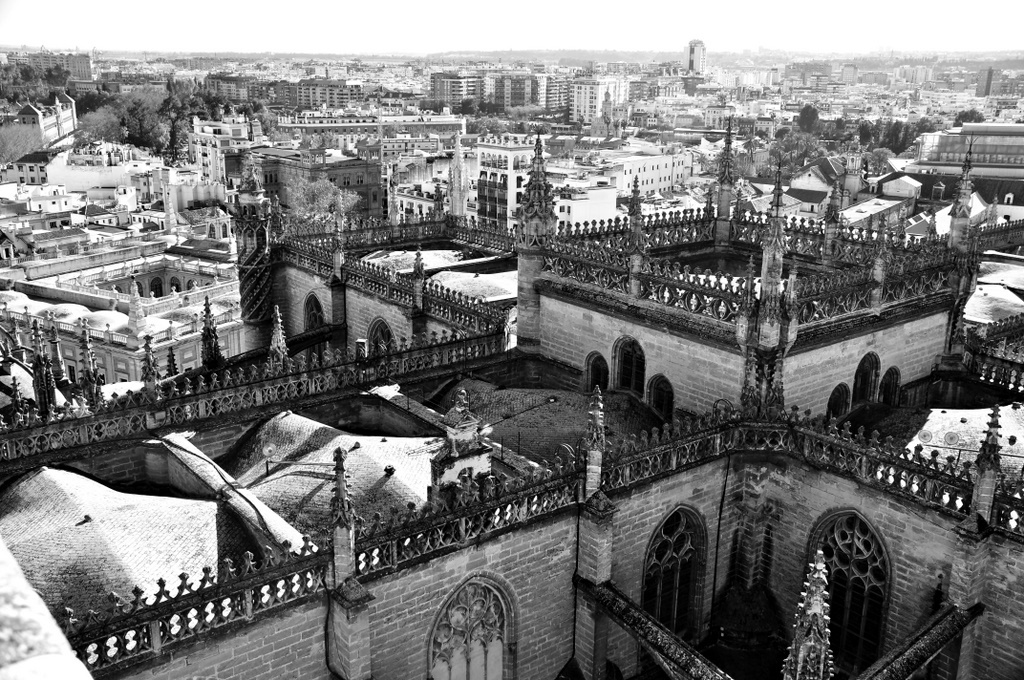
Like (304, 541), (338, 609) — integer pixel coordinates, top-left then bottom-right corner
(569, 76), (627, 123)
(429, 73), (484, 107)
(841, 63), (858, 85)
(688, 39), (707, 75)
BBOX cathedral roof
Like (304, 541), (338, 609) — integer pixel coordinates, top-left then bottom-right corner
(0, 467), (255, 616)
(228, 412), (443, 533)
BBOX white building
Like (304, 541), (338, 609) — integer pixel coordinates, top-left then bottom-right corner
(569, 77), (628, 124)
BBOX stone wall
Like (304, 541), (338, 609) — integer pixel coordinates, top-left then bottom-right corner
(785, 311), (948, 413)
(537, 294), (745, 414)
(345, 286), (411, 352)
(272, 264), (334, 337)
(604, 456), (737, 676)
(114, 599), (329, 680)
(363, 511), (577, 679)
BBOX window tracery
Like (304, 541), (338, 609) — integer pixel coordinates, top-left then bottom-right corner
(430, 581), (507, 680)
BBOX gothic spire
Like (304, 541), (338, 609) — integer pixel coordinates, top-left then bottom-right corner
(586, 386), (605, 451)
(718, 116), (735, 186)
(166, 345), (179, 378)
(141, 334), (159, 388)
(823, 174), (843, 224)
(951, 139), (975, 220)
(771, 162), (786, 218)
(200, 296), (225, 369)
(519, 135), (555, 222)
(268, 305), (287, 366)
(239, 149), (264, 195)
(976, 405), (1001, 472)
(628, 175), (643, 230)
(77, 319), (102, 409)
(781, 550), (834, 680)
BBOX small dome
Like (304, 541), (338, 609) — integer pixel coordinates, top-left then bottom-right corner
(48, 304), (91, 322)
(83, 310), (130, 333)
(0, 291), (30, 307)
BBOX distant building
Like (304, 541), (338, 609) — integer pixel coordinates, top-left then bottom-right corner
(569, 77), (627, 123)
(429, 73), (484, 107)
(188, 115), (266, 184)
(11, 94), (77, 144)
(475, 134), (536, 231)
(17, 51), (92, 81)
(841, 63), (858, 85)
(493, 74), (541, 110)
(911, 123), (1024, 179)
(687, 39), (707, 75)
(295, 79), (364, 109)
(226, 147), (383, 217)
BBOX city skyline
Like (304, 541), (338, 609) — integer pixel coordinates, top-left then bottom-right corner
(2, 0), (1023, 59)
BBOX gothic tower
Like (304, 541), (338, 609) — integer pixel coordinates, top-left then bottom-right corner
(715, 117), (736, 244)
(516, 136), (556, 350)
(448, 133), (468, 218)
(234, 151), (275, 352)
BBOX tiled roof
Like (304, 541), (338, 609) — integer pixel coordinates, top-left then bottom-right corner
(227, 412), (443, 532)
(437, 379), (662, 466)
(32, 228), (85, 242)
(785, 188), (829, 204)
(0, 467), (255, 615)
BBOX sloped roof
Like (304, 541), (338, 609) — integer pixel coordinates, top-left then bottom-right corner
(785, 188), (829, 204)
(227, 412), (443, 532)
(0, 467), (255, 615)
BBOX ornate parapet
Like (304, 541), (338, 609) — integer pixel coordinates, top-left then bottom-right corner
(0, 330), (508, 460)
(542, 235), (631, 295)
(352, 452), (582, 580)
(60, 539), (328, 677)
(637, 258), (749, 325)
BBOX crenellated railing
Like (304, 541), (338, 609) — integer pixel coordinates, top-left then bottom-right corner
(0, 330), (508, 458)
(542, 235), (631, 295)
(977, 216), (1024, 251)
(353, 454), (582, 579)
(792, 268), (874, 324)
(344, 259), (416, 307)
(636, 258), (750, 324)
(601, 410), (974, 514)
(61, 540), (329, 676)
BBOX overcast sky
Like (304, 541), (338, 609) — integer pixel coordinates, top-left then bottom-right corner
(1, 0), (1021, 57)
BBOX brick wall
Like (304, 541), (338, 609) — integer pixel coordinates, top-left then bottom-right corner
(604, 456), (737, 676)
(764, 456), (962, 665)
(961, 534), (1024, 680)
(537, 294), (745, 413)
(272, 265), (334, 337)
(187, 420), (263, 461)
(785, 311), (947, 414)
(364, 511), (577, 679)
(115, 599), (330, 680)
(345, 287), (411, 352)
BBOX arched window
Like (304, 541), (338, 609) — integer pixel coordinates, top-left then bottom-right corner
(304, 294), (325, 331)
(641, 507), (704, 641)
(187, 279), (198, 290)
(368, 318), (394, 355)
(812, 513), (888, 677)
(649, 375), (674, 421)
(585, 352), (609, 392)
(879, 368), (900, 406)
(852, 353), (880, 404)
(150, 277), (163, 298)
(429, 579), (511, 680)
(616, 338), (645, 394)
(169, 277), (181, 294)
(1005, 192), (1014, 204)
(826, 384), (851, 420)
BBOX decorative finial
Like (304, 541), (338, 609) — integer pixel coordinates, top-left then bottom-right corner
(781, 550), (834, 680)
(976, 405), (1002, 472)
(269, 305), (287, 366)
(718, 116), (735, 185)
(586, 386), (605, 450)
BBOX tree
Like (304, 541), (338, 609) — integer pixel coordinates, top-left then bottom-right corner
(858, 121), (874, 146)
(159, 79), (199, 162)
(0, 125), (44, 164)
(954, 109), (985, 126)
(775, 127), (791, 141)
(74, 89), (115, 116)
(76, 108), (124, 144)
(285, 176), (362, 216)
(797, 104), (819, 133)
(119, 88), (167, 152)
(459, 98), (479, 116)
(42, 65), (70, 88)
(863, 148), (895, 174)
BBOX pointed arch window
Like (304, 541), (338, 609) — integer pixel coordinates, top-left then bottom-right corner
(304, 294), (325, 331)
(616, 338), (645, 394)
(814, 513), (888, 677)
(642, 507), (702, 641)
(368, 318), (394, 355)
(429, 580), (510, 680)
(649, 375), (674, 421)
